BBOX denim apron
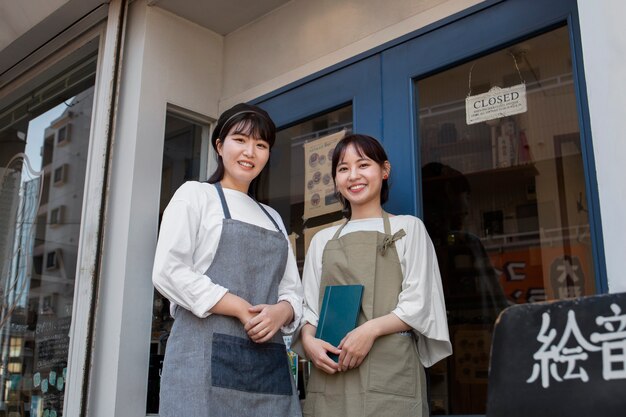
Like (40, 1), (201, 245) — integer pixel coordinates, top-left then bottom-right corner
(160, 182), (301, 417)
(303, 212), (428, 417)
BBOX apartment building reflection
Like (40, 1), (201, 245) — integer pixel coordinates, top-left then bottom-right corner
(0, 87), (93, 416)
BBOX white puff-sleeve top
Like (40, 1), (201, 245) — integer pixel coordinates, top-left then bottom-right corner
(301, 215), (452, 367)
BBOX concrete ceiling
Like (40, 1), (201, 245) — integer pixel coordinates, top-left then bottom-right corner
(148, 0), (291, 35)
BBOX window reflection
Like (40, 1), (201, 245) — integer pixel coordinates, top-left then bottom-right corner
(0, 77), (95, 416)
(417, 26), (595, 414)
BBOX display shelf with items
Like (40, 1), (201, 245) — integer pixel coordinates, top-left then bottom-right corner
(421, 115), (534, 176)
(421, 121), (492, 174)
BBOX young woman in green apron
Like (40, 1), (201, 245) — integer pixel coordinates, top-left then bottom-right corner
(298, 134), (452, 417)
(153, 103), (303, 417)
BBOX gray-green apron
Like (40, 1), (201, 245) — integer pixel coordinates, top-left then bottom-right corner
(303, 212), (428, 417)
(159, 182), (301, 417)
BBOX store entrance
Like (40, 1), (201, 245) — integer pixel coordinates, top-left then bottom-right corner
(255, 2), (601, 415)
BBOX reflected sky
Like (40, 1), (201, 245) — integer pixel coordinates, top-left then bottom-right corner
(21, 101), (67, 180)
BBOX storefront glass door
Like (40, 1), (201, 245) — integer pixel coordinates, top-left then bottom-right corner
(416, 25), (596, 415)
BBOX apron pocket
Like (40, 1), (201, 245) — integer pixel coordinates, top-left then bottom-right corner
(211, 332), (293, 395)
(367, 333), (417, 397)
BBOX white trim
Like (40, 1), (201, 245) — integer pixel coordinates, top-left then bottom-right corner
(63, 1), (127, 416)
(166, 102), (213, 125)
(202, 123), (214, 181)
(577, 0), (626, 293)
(86, 2), (223, 412)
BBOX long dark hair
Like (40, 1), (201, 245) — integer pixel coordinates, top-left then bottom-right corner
(331, 134), (390, 218)
(207, 103), (276, 193)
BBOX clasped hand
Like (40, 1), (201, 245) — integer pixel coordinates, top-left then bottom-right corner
(337, 323), (377, 372)
(302, 322), (377, 374)
(243, 302), (291, 343)
(301, 332), (341, 375)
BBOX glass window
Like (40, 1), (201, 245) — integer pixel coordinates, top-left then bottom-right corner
(258, 105), (352, 261)
(56, 125), (70, 146)
(52, 165), (66, 186)
(147, 112), (207, 414)
(416, 26), (595, 414)
(0, 55), (97, 417)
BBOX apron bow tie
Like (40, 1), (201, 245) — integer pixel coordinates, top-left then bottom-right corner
(378, 229), (406, 254)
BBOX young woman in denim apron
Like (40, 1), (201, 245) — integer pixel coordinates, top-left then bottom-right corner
(297, 134), (452, 417)
(153, 103), (303, 417)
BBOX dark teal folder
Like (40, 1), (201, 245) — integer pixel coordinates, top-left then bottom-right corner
(315, 284), (364, 362)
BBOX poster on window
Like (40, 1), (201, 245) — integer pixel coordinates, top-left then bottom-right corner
(302, 130), (345, 220)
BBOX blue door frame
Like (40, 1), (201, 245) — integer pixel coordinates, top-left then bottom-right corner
(255, 0), (607, 295)
(258, 55), (382, 140)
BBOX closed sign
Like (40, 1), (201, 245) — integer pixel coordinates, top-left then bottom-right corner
(466, 83), (527, 125)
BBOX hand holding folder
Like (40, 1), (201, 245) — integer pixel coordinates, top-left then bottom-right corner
(315, 284), (364, 362)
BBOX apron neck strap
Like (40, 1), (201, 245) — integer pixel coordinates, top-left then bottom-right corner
(214, 182), (282, 232)
(332, 220), (349, 239)
(214, 182), (231, 219)
(332, 210), (392, 239)
(382, 210), (392, 235)
(254, 200), (282, 232)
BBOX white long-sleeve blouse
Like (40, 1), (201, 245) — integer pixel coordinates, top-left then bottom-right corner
(152, 181), (303, 333)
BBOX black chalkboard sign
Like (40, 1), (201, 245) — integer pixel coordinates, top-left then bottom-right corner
(487, 292), (626, 417)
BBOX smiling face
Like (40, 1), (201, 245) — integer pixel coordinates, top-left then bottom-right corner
(335, 143), (390, 219)
(216, 121), (270, 193)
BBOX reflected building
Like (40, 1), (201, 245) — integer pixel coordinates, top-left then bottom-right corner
(0, 87), (93, 415)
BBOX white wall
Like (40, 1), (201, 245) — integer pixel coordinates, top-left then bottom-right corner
(88, 2), (222, 416)
(577, 0), (626, 293)
(220, 0), (484, 110)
